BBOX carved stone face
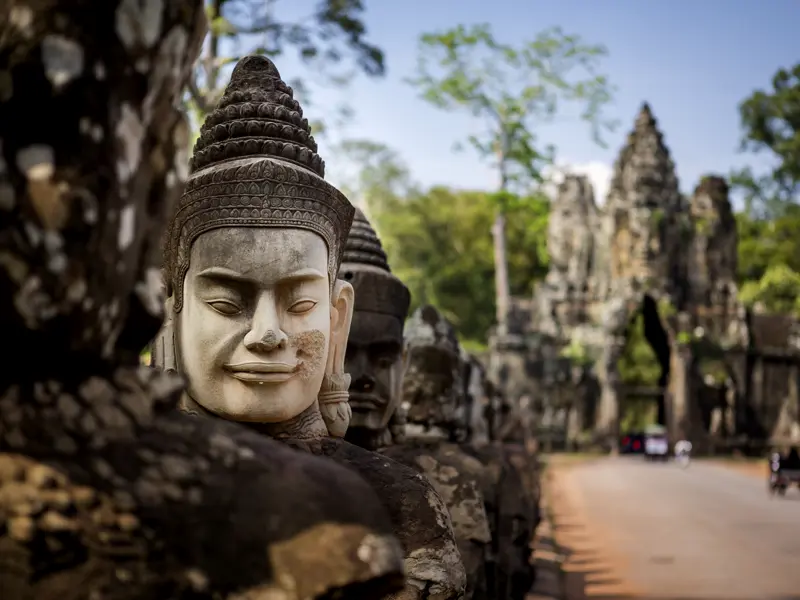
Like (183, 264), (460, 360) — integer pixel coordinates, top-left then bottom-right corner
(345, 311), (405, 430)
(403, 345), (461, 428)
(176, 227), (344, 423)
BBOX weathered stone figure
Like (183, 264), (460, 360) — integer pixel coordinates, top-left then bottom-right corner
(400, 307), (537, 600)
(374, 305), (494, 600)
(0, 3), (408, 599)
(340, 211), (497, 599)
(461, 358), (541, 590)
(340, 208), (411, 451)
(155, 56), (465, 600)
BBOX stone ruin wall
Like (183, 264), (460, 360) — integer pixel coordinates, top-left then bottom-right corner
(488, 103), (800, 450)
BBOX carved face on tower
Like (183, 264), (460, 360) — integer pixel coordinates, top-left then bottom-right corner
(402, 305), (464, 434)
(157, 56), (355, 435)
(340, 209), (411, 431)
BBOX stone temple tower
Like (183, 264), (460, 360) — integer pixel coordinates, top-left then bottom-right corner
(493, 102), (765, 451)
(603, 103), (686, 303)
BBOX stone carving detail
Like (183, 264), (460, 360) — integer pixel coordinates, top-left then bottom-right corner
(387, 305), (536, 600)
(605, 103), (685, 295)
(0, 4), (405, 599)
(156, 56), (466, 600)
(158, 55), (356, 437)
(164, 56), (354, 316)
(492, 102), (759, 447)
(341, 208), (411, 450)
(688, 176), (738, 308)
(546, 174), (598, 292)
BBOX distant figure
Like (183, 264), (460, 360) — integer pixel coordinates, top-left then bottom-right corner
(675, 440), (692, 468)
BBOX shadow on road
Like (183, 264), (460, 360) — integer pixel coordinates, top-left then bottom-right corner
(552, 505), (800, 600)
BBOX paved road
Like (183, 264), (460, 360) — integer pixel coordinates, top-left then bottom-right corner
(563, 457), (800, 599)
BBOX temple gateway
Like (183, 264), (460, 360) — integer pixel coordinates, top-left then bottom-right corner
(488, 103), (800, 453)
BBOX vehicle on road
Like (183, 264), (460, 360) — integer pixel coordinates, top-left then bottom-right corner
(643, 424), (669, 461)
(620, 432), (644, 454)
(769, 446), (800, 496)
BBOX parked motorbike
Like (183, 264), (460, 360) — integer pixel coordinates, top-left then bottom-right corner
(769, 448), (800, 496)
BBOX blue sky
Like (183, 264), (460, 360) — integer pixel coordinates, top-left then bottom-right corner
(261, 1), (800, 205)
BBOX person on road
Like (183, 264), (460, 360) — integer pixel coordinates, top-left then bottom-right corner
(674, 440), (692, 467)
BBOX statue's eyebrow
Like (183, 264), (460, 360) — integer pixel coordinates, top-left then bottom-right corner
(196, 267), (325, 286)
(370, 339), (403, 351)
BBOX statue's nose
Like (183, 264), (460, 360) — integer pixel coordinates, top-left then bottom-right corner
(246, 328), (288, 353)
(243, 294), (288, 352)
(353, 373), (377, 393)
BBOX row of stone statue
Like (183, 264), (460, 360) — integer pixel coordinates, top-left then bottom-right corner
(0, 3), (539, 599)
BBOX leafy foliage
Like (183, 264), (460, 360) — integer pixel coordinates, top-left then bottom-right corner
(334, 138), (550, 344)
(405, 23), (616, 328)
(736, 206), (800, 283)
(189, 0), (384, 125)
(731, 63), (800, 218)
(617, 312), (663, 432)
(372, 186), (550, 343)
(406, 23), (617, 193)
(332, 138), (418, 211)
(617, 313), (662, 388)
(739, 263), (800, 315)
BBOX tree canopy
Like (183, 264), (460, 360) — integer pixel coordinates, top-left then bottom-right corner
(731, 63), (800, 218)
(188, 0), (384, 137)
(407, 23), (616, 192)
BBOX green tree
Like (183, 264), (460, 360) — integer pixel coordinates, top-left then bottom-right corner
(332, 138), (418, 213)
(189, 0), (384, 132)
(736, 204), (800, 285)
(731, 63), (800, 218)
(739, 263), (800, 315)
(373, 186), (550, 345)
(334, 138), (551, 344)
(617, 312), (662, 431)
(406, 24), (615, 330)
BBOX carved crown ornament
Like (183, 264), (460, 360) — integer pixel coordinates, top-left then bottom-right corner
(163, 55), (355, 312)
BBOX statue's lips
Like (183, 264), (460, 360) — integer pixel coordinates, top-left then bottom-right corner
(224, 362), (299, 383)
(348, 392), (386, 410)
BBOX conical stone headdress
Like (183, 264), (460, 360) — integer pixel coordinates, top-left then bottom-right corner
(164, 55), (355, 312)
(338, 208), (411, 320)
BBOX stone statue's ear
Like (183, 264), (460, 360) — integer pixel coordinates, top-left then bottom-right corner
(401, 339), (411, 378)
(329, 279), (354, 357)
(152, 295), (179, 373)
(319, 279), (355, 437)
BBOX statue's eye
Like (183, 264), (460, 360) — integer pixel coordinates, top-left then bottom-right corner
(376, 356), (394, 369)
(208, 300), (242, 316)
(288, 299), (317, 314)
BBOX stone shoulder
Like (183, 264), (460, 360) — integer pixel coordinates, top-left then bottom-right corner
(289, 437), (467, 599)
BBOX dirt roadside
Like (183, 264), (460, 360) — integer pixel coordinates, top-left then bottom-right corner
(527, 457), (642, 600)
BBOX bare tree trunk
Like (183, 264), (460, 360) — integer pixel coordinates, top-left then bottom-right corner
(493, 144), (511, 334)
(493, 211), (511, 334)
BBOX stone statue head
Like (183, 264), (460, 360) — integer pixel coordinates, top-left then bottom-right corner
(402, 305), (464, 437)
(155, 56), (355, 436)
(339, 209), (411, 435)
